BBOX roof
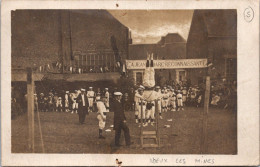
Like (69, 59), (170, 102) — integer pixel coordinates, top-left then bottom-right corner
(199, 10), (237, 37)
(128, 44), (158, 60)
(158, 33), (186, 45)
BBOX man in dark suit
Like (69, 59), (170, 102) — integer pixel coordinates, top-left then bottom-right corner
(112, 92), (131, 147)
(76, 89), (89, 124)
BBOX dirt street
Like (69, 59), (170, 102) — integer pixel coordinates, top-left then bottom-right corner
(11, 107), (237, 154)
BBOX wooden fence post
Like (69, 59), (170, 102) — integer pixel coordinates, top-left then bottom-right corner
(27, 68), (35, 152)
(201, 75), (210, 153)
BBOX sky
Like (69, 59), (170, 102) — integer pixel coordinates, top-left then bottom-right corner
(108, 10), (194, 44)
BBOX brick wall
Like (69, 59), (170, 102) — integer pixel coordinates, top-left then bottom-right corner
(11, 10), (129, 69)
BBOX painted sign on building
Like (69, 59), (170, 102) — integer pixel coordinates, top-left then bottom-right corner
(126, 59), (208, 69)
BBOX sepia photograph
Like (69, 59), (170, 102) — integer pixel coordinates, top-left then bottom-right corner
(10, 9), (238, 154)
(1, 0), (259, 166)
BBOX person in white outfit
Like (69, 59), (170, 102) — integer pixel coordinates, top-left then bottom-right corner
(104, 88), (110, 112)
(177, 90), (184, 111)
(135, 86), (147, 126)
(87, 87), (95, 112)
(142, 53), (161, 126)
(155, 86), (163, 119)
(182, 87), (187, 106)
(161, 89), (169, 113)
(64, 91), (70, 112)
(96, 96), (107, 139)
(134, 89), (139, 123)
(70, 90), (79, 114)
(56, 97), (63, 112)
(169, 90), (176, 111)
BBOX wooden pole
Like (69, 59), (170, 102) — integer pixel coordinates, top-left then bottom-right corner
(140, 99), (143, 148)
(27, 68), (35, 152)
(155, 99), (160, 147)
(36, 107), (45, 153)
(201, 75), (210, 153)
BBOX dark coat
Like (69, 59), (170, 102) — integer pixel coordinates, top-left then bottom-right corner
(112, 99), (126, 130)
(76, 94), (89, 112)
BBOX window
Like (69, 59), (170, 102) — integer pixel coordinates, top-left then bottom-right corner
(136, 72), (143, 85)
(73, 51), (124, 72)
(226, 58), (237, 79)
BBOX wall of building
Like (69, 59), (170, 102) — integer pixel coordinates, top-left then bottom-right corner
(128, 33), (187, 86)
(11, 10), (62, 68)
(186, 10), (237, 85)
(69, 10), (129, 61)
(11, 10), (129, 69)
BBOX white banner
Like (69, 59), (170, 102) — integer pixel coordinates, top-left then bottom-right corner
(126, 59), (208, 69)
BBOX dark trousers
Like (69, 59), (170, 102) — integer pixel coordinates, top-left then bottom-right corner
(78, 106), (87, 124)
(115, 121), (131, 146)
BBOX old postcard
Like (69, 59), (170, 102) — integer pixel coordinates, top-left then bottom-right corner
(1, 0), (259, 166)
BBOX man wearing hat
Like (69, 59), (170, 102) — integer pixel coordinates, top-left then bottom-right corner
(39, 93), (45, 112)
(56, 97), (63, 112)
(71, 90), (79, 114)
(76, 89), (89, 124)
(177, 90), (184, 111)
(169, 89), (177, 111)
(87, 87), (95, 112)
(34, 93), (38, 112)
(112, 92), (131, 147)
(135, 87), (146, 126)
(182, 87), (187, 106)
(64, 91), (70, 112)
(48, 92), (54, 112)
(161, 89), (169, 113)
(96, 96), (106, 139)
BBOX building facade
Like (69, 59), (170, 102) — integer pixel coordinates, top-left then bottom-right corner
(128, 33), (187, 86)
(186, 10), (237, 85)
(12, 10), (130, 81)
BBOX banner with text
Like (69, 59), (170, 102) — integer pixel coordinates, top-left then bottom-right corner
(126, 59), (208, 69)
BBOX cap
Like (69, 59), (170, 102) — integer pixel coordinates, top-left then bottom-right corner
(65, 91), (69, 93)
(96, 96), (101, 100)
(81, 88), (86, 91)
(40, 93), (44, 95)
(58, 97), (62, 99)
(105, 88), (108, 90)
(114, 92), (123, 96)
(89, 87), (93, 89)
(139, 85), (145, 90)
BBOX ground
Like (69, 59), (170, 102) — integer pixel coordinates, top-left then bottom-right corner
(11, 107), (237, 154)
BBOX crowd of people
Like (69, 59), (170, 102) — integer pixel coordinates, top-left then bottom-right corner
(11, 78), (237, 119)
(33, 87), (110, 114)
(11, 79), (236, 147)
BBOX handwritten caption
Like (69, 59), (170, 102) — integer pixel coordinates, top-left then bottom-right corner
(149, 157), (215, 165)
